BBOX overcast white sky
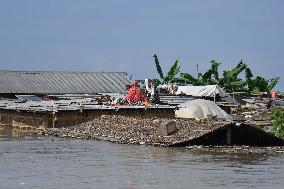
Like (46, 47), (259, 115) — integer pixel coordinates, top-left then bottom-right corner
(0, 0), (283, 90)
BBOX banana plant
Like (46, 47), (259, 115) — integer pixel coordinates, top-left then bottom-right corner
(199, 60), (221, 85)
(247, 76), (280, 93)
(163, 59), (181, 84)
(218, 60), (248, 92)
(244, 66), (280, 92)
(154, 54), (280, 93)
(180, 60), (221, 85)
(225, 63), (280, 93)
(153, 54), (181, 85)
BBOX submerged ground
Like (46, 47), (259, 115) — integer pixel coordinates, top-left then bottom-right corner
(1, 135), (284, 189)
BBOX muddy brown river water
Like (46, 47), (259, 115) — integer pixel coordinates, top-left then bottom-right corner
(1, 135), (284, 189)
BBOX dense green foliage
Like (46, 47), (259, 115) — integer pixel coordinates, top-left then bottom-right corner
(179, 60), (221, 86)
(270, 109), (284, 138)
(153, 54), (280, 93)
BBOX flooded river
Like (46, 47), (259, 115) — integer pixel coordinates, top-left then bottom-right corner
(1, 135), (284, 189)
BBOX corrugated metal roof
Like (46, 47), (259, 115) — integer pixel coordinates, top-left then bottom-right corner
(0, 70), (131, 94)
(0, 99), (174, 112)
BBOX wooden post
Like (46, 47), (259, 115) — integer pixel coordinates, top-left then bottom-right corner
(11, 115), (15, 127)
(226, 125), (232, 145)
(51, 112), (56, 128)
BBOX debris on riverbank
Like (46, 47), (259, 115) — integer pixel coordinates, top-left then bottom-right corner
(186, 145), (284, 154)
(45, 115), (227, 147)
(44, 114), (284, 147)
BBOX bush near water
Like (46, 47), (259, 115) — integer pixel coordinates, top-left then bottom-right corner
(271, 109), (284, 138)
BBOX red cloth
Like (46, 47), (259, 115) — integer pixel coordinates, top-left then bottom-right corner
(125, 84), (146, 101)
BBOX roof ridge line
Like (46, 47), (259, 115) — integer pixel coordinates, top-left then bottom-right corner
(0, 70), (127, 74)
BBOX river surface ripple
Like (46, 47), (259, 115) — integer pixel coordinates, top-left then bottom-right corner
(0, 136), (284, 189)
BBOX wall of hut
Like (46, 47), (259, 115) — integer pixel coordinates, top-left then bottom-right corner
(54, 109), (174, 127)
(0, 108), (175, 133)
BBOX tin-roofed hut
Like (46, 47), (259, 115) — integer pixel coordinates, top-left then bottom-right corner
(0, 70), (131, 98)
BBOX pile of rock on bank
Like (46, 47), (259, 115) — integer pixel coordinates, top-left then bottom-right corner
(44, 115), (227, 147)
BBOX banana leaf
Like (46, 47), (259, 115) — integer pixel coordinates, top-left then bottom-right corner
(163, 59), (180, 83)
(245, 67), (253, 80)
(180, 73), (200, 85)
(230, 80), (246, 86)
(153, 54), (164, 80)
(202, 60), (221, 82)
(225, 60), (247, 78)
(267, 77), (280, 91)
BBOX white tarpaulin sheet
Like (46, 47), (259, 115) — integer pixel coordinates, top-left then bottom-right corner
(177, 85), (222, 97)
(175, 99), (231, 120)
(176, 85), (238, 105)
